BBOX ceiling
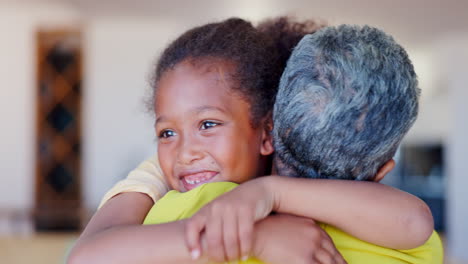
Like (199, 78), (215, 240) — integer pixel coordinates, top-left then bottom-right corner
(6, 0), (468, 47)
(74, 0), (468, 42)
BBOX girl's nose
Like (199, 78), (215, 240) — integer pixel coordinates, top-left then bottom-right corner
(176, 134), (204, 165)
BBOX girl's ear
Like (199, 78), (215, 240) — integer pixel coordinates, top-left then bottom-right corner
(260, 117), (274, 156)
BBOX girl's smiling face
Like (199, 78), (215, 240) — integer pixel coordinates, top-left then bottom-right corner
(155, 59), (273, 192)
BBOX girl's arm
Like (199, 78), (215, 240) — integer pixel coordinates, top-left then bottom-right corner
(68, 191), (342, 264)
(67, 192), (206, 264)
(253, 214), (346, 264)
(185, 175), (434, 256)
(266, 176), (434, 249)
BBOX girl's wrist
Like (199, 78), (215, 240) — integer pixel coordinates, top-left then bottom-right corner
(257, 175), (281, 213)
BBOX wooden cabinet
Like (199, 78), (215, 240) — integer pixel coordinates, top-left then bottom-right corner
(34, 30), (82, 231)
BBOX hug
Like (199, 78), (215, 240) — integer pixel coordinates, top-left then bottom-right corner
(69, 17), (443, 264)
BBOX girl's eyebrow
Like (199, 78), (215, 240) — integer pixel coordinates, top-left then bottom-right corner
(155, 106), (227, 125)
(155, 115), (167, 125)
(193, 105), (227, 115)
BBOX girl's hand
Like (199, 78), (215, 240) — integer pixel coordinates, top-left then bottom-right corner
(254, 214), (347, 264)
(185, 178), (275, 262)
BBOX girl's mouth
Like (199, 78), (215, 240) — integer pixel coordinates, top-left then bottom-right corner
(180, 170), (219, 191)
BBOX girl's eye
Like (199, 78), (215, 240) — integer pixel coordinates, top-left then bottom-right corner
(159, 130), (176, 138)
(200, 120), (220, 130)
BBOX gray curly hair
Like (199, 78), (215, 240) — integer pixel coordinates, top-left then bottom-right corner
(273, 25), (420, 181)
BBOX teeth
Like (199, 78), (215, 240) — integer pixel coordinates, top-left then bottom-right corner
(186, 179), (203, 185)
(183, 171), (217, 186)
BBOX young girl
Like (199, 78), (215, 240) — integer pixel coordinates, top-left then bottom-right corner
(69, 18), (434, 264)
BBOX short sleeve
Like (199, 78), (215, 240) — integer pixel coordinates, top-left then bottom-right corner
(98, 154), (170, 209)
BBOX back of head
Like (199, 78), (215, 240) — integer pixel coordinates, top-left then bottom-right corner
(151, 17), (323, 124)
(273, 25), (420, 181)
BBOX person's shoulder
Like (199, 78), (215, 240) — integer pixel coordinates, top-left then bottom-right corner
(129, 154), (164, 177)
(144, 182), (239, 224)
(165, 182), (239, 203)
(197, 181), (238, 194)
(401, 230), (444, 264)
(318, 225), (444, 264)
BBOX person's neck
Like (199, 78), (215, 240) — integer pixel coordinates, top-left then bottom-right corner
(271, 163), (278, 175)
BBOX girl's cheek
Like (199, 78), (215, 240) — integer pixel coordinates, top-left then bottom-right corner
(158, 145), (173, 175)
(205, 132), (231, 149)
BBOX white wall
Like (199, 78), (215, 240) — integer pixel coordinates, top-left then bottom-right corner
(445, 37), (468, 262)
(83, 17), (188, 209)
(0, 2), (193, 210)
(0, 2), (81, 210)
(404, 47), (450, 145)
(0, 8), (34, 210)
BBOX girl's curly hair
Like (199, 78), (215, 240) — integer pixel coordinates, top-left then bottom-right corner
(151, 16), (326, 125)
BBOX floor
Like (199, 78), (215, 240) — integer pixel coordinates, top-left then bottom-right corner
(1, 232), (467, 264)
(0, 233), (78, 264)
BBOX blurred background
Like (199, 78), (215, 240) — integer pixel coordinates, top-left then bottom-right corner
(0, 0), (467, 263)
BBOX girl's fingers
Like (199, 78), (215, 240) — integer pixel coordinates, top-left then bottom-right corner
(320, 235), (346, 264)
(206, 213), (226, 262)
(238, 209), (254, 259)
(222, 210), (240, 261)
(314, 250), (335, 264)
(185, 215), (206, 259)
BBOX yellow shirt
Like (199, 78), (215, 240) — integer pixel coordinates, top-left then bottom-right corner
(99, 155), (169, 209)
(144, 182), (444, 264)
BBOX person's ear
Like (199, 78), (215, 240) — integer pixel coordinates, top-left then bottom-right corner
(373, 159), (395, 182)
(260, 117), (274, 156)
